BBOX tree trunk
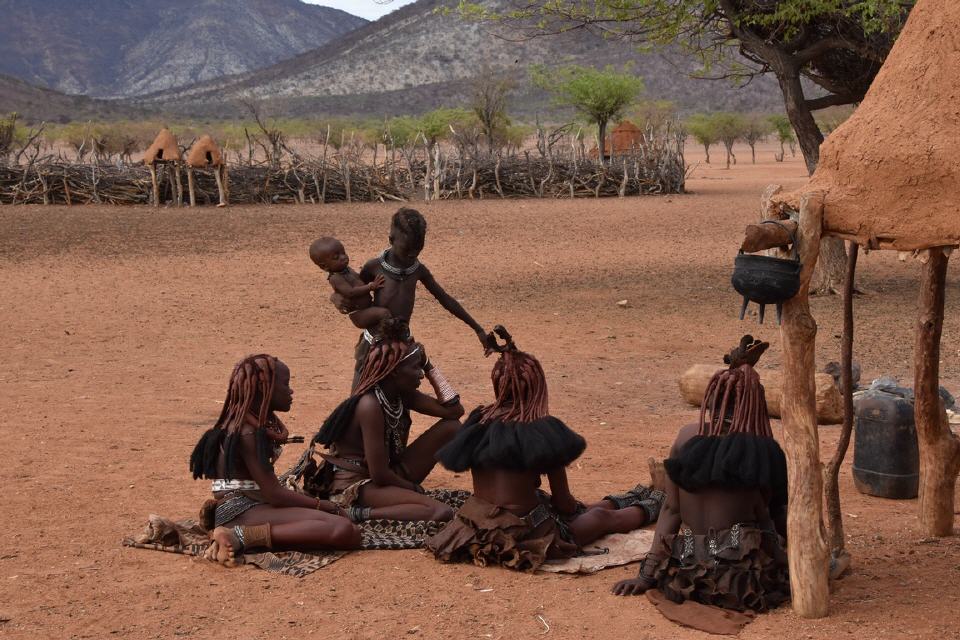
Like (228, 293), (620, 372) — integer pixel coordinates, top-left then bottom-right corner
(776, 70), (848, 295)
(597, 119), (607, 167)
(824, 242), (858, 555)
(779, 191), (830, 618)
(750, 143), (757, 164)
(914, 248), (960, 536)
(703, 143), (710, 164)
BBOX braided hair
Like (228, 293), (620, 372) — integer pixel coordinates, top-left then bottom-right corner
(190, 354), (282, 480)
(479, 349), (549, 423)
(314, 319), (420, 446)
(391, 207), (427, 250)
(698, 364), (773, 438)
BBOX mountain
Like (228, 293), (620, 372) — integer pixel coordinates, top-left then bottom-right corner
(0, 0), (367, 97)
(149, 0), (786, 118)
(0, 74), (149, 123)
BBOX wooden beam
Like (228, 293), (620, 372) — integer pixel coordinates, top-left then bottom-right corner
(824, 242), (858, 556)
(741, 219), (799, 253)
(778, 191), (830, 617)
(148, 163), (159, 208)
(914, 247), (960, 536)
(186, 166), (196, 207)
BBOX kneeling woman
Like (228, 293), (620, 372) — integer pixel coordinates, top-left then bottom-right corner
(312, 320), (465, 522)
(613, 337), (789, 616)
(191, 354), (361, 566)
(426, 329), (663, 572)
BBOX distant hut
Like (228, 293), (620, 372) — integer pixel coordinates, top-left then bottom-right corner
(185, 134), (228, 207)
(143, 128), (183, 207)
(589, 120), (645, 160)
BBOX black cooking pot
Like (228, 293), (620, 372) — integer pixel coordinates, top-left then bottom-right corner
(732, 222), (801, 324)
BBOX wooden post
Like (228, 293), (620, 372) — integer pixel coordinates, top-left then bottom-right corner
(778, 191), (830, 617)
(914, 247), (960, 536)
(171, 162), (183, 206)
(187, 166), (196, 207)
(824, 242), (859, 556)
(148, 163), (159, 208)
(214, 165), (227, 207)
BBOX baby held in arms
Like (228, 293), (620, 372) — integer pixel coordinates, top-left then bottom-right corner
(310, 236), (391, 330)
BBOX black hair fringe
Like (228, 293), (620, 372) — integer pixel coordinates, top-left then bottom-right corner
(189, 427), (225, 480)
(664, 434), (788, 508)
(313, 396), (362, 446)
(436, 407), (586, 474)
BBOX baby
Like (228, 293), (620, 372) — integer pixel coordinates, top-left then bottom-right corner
(310, 237), (390, 330)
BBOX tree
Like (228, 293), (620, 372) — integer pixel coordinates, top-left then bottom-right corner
(742, 113), (774, 164)
(469, 67), (516, 152)
(711, 112), (747, 169)
(768, 114), (795, 162)
(686, 113), (719, 164)
(532, 64), (643, 165)
(630, 99), (678, 135)
(456, 0), (912, 294)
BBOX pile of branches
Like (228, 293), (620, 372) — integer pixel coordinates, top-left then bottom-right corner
(0, 160), (406, 205)
(431, 150), (685, 200)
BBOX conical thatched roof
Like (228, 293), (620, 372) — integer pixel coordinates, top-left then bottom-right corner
(143, 128), (180, 164)
(785, 0), (960, 251)
(186, 135), (223, 168)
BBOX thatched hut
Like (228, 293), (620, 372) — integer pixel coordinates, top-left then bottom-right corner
(185, 134), (228, 207)
(749, 0), (960, 617)
(143, 128), (181, 164)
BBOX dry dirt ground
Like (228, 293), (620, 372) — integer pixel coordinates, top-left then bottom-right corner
(1, 144), (958, 640)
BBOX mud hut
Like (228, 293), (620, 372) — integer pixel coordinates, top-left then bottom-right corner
(746, 0), (960, 617)
(590, 120), (645, 160)
(143, 128), (183, 207)
(185, 134), (228, 207)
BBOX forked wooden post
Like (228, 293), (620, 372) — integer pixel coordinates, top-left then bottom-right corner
(778, 191), (830, 617)
(148, 163), (159, 208)
(186, 166), (196, 207)
(173, 162), (183, 206)
(214, 164), (228, 207)
(914, 247), (960, 536)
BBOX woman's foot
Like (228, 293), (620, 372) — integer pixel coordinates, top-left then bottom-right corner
(204, 527), (241, 567)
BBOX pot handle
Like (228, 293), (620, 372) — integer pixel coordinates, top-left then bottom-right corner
(760, 219), (799, 261)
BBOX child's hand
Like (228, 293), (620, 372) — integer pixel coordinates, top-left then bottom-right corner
(370, 274), (386, 291)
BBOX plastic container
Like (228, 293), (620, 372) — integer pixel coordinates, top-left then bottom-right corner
(852, 390), (919, 499)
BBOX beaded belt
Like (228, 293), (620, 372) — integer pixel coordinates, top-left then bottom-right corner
(211, 479), (260, 492)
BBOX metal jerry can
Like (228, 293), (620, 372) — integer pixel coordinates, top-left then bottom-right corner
(852, 390), (919, 499)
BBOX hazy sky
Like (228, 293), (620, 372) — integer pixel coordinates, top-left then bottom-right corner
(305, 1), (418, 20)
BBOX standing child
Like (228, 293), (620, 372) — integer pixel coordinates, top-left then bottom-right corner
(425, 328), (663, 572)
(349, 207), (493, 401)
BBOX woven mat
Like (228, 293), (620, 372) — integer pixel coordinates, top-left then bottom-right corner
(123, 489), (470, 577)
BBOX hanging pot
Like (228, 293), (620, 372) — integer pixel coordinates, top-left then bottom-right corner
(731, 221), (801, 324)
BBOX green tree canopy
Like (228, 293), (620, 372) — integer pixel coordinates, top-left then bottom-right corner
(532, 64), (643, 163)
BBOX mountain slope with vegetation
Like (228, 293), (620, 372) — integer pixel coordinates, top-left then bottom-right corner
(0, 0), (367, 97)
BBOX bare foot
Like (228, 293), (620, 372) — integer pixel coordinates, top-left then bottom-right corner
(204, 527), (241, 567)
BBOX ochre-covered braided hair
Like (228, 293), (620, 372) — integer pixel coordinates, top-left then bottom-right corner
(190, 354), (281, 480)
(698, 364), (773, 438)
(479, 349), (549, 423)
(352, 319), (420, 396)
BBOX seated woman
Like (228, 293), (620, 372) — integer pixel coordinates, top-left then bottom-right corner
(312, 319), (464, 522)
(613, 336), (789, 615)
(190, 354), (361, 567)
(425, 327), (663, 572)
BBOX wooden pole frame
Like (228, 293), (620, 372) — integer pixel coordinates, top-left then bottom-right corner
(914, 247), (960, 536)
(778, 191), (830, 618)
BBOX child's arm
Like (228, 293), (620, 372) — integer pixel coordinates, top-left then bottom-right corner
(329, 272), (385, 298)
(420, 266), (491, 350)
(546, 467), (580, 515)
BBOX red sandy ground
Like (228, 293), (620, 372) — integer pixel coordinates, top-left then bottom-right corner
(1, 144), (958, 640)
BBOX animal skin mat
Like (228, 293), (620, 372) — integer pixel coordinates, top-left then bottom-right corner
(124, 491), (656, 578)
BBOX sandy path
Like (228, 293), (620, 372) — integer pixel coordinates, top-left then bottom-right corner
(1, 147), (958, 639)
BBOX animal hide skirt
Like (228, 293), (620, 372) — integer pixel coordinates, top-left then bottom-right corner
(425, 494), (578, 572)
(653, 523), (789, 613)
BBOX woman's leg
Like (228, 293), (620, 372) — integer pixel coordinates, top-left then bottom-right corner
(359, 484), (453, 522)
(567, 506), (648, 547)
(400, 418), (460, 484)
(234, 505), (362, 549)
